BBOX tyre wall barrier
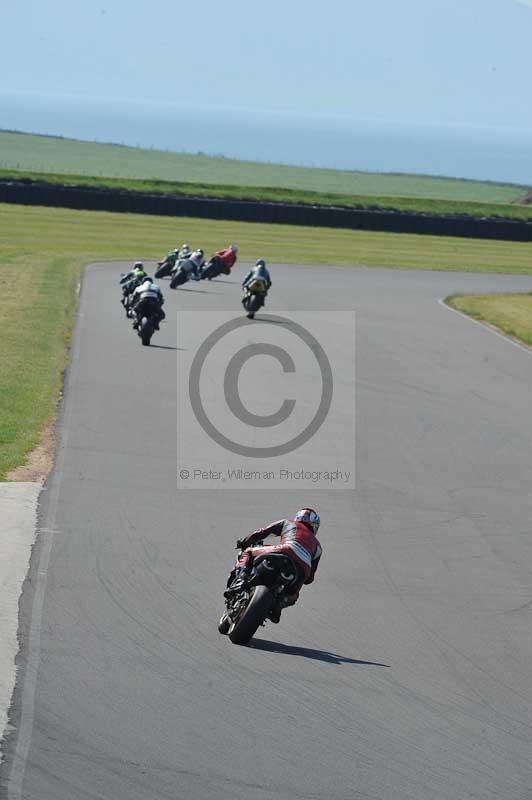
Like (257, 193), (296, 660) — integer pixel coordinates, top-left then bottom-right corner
(1, 180), (532, 242)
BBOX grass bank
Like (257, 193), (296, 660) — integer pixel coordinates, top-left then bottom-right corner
(1, 130), (528, 205)
(446, 294), (532, 346)
(2, 201), (532, 479)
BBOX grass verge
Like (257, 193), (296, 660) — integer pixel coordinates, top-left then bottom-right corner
(446, 294), (532, 346)
(2, 201), (532, 479)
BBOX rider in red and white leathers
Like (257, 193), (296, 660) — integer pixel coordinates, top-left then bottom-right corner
(217, 244), (238, 271)
(226, 509), (322, 620)
(212, 244), (238, 274)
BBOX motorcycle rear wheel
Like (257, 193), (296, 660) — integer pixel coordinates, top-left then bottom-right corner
(248, 294), (263, 314)
(228, 585), (272, 645)
(139, 316), (153, 346)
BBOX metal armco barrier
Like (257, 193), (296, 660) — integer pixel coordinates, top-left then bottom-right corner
(1, 179), (531, 242)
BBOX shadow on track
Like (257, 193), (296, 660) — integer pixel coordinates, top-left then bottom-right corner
(177, 287), (214, 294)
(149, 344), (186, 351)
(250, 638), (390, 667)
(252, 317), (293, 326)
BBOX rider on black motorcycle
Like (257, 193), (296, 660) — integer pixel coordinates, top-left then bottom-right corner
(131, 276), (166, 330)
(241, 259), (271, 318)
(242, 259), (271, 292)
(120, 261), (146, 286)
(201, 244), (238, 280)
(225, 508), (321, 623)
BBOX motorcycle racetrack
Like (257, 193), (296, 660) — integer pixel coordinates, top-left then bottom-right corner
(2, 262), (532, 800)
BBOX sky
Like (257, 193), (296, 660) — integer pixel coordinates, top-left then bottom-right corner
(1, 0), (532, 179)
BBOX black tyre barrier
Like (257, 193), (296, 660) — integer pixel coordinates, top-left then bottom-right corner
(1, 179), (532, 242)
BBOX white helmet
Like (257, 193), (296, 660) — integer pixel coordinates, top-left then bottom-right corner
(294, 508), (320, 534)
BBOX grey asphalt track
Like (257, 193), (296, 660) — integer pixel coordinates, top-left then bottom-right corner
(2, 262), (532, 800)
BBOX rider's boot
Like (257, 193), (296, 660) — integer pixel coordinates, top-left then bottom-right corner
(269, 601), (282, 624)
(270, 594), (297, 623)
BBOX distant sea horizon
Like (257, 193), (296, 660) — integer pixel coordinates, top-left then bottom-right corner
(1, 93), (531, 186)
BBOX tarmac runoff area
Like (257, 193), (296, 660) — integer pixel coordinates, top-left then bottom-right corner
(2, 261), (532, 800)
(0, 484), (40, 746)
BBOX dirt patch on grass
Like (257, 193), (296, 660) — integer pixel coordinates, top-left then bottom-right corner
(6, 421), (56, 482)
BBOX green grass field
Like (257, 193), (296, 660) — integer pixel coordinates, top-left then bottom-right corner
(2, 201), (532, 479)
(1, 130), (528, 205)
(447, 294), (532, 346)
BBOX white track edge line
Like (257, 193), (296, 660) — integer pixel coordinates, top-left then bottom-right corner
(437, 297), (532, 359)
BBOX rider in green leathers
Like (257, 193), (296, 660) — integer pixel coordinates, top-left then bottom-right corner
(162, 243), (191, 268)
(120, 262), (149, 314)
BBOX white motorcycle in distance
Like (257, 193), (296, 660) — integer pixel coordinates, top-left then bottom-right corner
(169, 249), (204, 289)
